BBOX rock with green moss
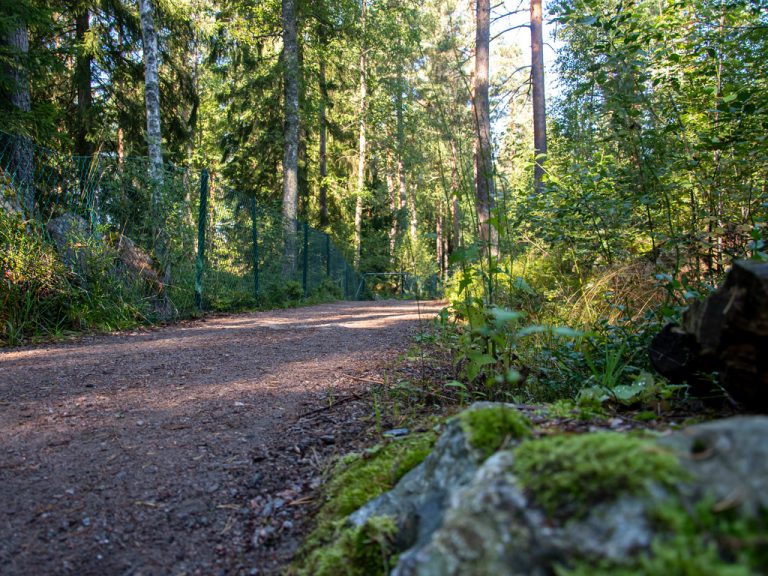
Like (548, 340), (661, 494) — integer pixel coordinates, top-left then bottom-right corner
(458, 403), (532, 459)
(513, 431), (685, 519)
(658, 416), (768, 516)
(393, 416), (768, 576)
(295, 433), (436, 575)
(301, 515), (399, 576)
(349, 403), (531, 561)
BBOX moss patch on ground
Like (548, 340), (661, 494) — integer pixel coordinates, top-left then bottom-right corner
(513, 431), (685, 519)
(293, 431), (436, 576)
(458, 404), (532, 459)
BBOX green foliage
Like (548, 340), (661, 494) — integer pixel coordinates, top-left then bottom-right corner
(513, 432), (686, 519)
(458, 404), (532, 459)
(0, 212), (148, 346)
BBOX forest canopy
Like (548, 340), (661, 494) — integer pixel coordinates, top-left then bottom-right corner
(1, 0), (766, 339)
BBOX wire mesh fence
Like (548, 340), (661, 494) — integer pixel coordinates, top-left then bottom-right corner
(0, 131), (367, 320)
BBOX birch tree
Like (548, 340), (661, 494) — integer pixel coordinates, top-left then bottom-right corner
(282, 0), (300, 274)
(139, 0), (172, 314)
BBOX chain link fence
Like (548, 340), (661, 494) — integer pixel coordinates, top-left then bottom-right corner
(0, 132), (367, 320)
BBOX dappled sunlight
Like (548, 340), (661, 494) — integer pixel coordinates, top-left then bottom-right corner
(0, 300), (439, 574)
(0, 300), (441, 446)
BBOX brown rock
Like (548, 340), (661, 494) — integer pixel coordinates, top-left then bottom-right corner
(650, 260), (768, 410)
(114, 233), (161, 288)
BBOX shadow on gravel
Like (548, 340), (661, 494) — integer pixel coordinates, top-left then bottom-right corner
(0, 300), (441, 576)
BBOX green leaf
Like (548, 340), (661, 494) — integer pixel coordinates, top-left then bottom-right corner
(490, 307), (524, 324)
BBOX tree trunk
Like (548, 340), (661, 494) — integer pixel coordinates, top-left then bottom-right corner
(353, 0), (367, 270)
(282, 0), (300, 274)
(318, 29), (329, 229)
(139, 0), (164, 188)
(117, 127), (125, 163)
(530, 0), (547, 194)
(407, 181), (417, 243)
(75, 8), (93, 158)
(386, 151), (397, 265)
(450, 139), (461, 252)
(473, 0), (494, 253)
(436, 208), (444, 277)
(2, 23), (33, 215)
(395, 69), (414, 246)
(139, 0), (171, 315)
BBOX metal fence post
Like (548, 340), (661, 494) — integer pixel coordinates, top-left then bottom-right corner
(194, 169), (209, 310)
(251, 196), (259, 300)
(325, 233), (331, 278)
(344, 262), (350, 299)
(302, 220), (309, 297)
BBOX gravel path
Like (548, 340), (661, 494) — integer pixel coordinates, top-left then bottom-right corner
(0, 300), (440, 575)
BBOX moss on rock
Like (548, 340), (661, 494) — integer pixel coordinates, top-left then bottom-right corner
(300, 515), (398, 576)
(513, 431), (685, 519)
(458, 404), (532, 459)
(294, 432), (436, 575)
(321, 433), (436, 522)
(558, 500), (767, 576)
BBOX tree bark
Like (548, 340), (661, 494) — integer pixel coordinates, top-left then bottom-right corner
(353, 0), (367, 270)
(139, 0), (171, 315)
(139, 0), (164, 188)
(2, 23), (34, 215)
(473, 0), (494, 253)
(282, 0), (300, 274)
(450, 139), (461, 252)
(75, 8), (93, 158)
(318, 28), (329, 229)
(530, 0), (547, 194)
(436, 207), (444, 277)
(395, 69), (415, 246)
(386, 151), (397, 265)
(407, 181), (417, 243)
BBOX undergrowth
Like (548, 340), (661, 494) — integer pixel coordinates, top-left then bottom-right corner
(0, 211), (148, 345)
(0, 210), (344, 346)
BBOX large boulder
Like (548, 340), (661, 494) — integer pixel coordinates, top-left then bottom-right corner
(337, 404), (768, 575)
(113, 233), (161, 290)
(650, 260), (768, 411)
(348, 402), (529, 553)
(45, 213), (91, 277)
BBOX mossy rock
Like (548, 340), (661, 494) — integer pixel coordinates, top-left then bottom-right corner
(458, 403), (532, 459)
(558, 500), (768, 576)
(294, 432), (436, 576)
(513, 431), (686, 519)
(321, 434), (437, 523)
(300, 515), (398, 576)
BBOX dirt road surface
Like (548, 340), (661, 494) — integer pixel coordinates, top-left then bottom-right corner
(0, 300), (441, 575)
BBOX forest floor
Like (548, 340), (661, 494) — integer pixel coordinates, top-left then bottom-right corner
(0, 299), (443, 576)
